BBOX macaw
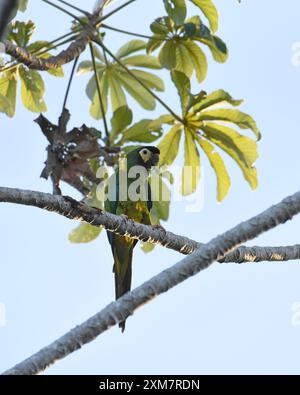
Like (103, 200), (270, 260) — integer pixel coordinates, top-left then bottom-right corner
(104, 146), (160, 331)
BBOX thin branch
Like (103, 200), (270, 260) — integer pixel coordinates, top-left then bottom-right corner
(55, 0), (91, 16)
(89, 43), (109, 140)
(0, 187), (300, 264)
(95, 39), (184, 124)
(3, 188), (300, 375)
(99, 0), (137, 23)
(41, 0), (83, 23)
(62, 57), (79, 111)
(102, 24), (154, 40)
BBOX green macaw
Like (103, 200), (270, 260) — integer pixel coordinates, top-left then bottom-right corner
(104, 146), (160, 332)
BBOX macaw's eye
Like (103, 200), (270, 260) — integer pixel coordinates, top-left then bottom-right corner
(143, 150), (148, 155)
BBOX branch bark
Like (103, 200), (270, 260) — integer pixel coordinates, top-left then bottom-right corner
(3, 189), (300, 375)
(1, 186), (300, 263)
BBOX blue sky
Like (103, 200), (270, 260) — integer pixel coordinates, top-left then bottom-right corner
(1, 0), (300, 374)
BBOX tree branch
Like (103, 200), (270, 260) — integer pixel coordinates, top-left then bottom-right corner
(0, 186), (300, 263)
(3, 189), (300, 375)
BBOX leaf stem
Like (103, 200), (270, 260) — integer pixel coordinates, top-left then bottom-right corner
(98, 0), (137, 23)
(41, 0), (83, 23)
(89, 43), (109, 141)
(55, 0), (91, 16)
(101, 24), (153, 40)
(62, 56), (79, 111)
(94, 38), (184, 124)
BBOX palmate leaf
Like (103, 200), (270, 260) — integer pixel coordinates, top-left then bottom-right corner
(189, 0), (218, 33)
(0, 70), (17, 117)
(195, 136), (231, 201)
(19, 66), (47, 112)
(163, 0), (187, 25)
(69, 222), (102, 244)
(153, 73), (260, 199)
(78, 40), (164, 120)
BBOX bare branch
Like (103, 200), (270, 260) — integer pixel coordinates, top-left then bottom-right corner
(0, 187), (300, 263)
(3, 189), (300, 375)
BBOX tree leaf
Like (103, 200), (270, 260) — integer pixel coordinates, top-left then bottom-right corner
(69, 222), (102, 243)
(19, 67), (47, 112)
(107, 70), (127, 111)
(19, 0), (29, 12)
(130, 69), (165, 91)
(0, 70), (17, 117)
(182, 128), (200, 195)
(171, 70), (191, 113)
(122, 54), (162, 69)
(120, 120), (163, 144)
(116, 70), (156, 110)
(199, 108), (261, 140)
(202, 124), (258, 189)
(183, 40), (208, 83)
(159, 40), (177, 69)
(196, 136), (231, 201)
(116, 40), (146, 59)
(163, 0), (187, 25)
(190, 0), (218, 32)
(158, 124), (182, 165)
(193, 89), (243, 112)
(110, 106), (133, 143)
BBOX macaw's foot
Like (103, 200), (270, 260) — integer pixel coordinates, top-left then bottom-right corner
(152, 224), (167, 236)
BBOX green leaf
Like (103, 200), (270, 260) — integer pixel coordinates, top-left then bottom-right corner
(110, 106), (133, 143)
(120, 119), (163, 144)
(19, 0), (29, 12)
(150, 114), (175, 129)
(183, 40), (208, 83)
(158, 124), (182, 165)
(116, 70), (156, 110)
(146, 35), (165, 53)
(8, 20), (35, 47)
(130, 69), (165, 91)
(38, 52), (64, 77)
(89, 73), (109, 119)
(77, 60), (94, 75)
(0, 70), (17, 117)
(199, 108), (261, 140)
(107, 70), (127, 111)
(69, 222), (102, 243)
(201, 35), (228, 63)
(0, 94), (12, 116)
(182, 128), (200, 195)
(150, 17), (173, 35)
(116, 40), (146, 59)
(159, 40), (177, 69)
(141, 241), (156, 253)
(19, 67), (47, 112)
(174, 41), (194, 77)
(122, 55), (162, 69)
(171, 70), (191, 113)
(202, 122), (259, 167)
(193, 89), (243, 112)
(196, 136), (231, 201)
(202, 123), (258, 189)
(190, 0), (219, 32)
(163, 0), (187, 25)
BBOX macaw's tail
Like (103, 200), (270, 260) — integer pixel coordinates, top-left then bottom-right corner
(110, 235), (137, 332)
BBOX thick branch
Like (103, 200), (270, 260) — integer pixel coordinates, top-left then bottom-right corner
(3, 189), (300, 375)
(0, 187), (300, 263)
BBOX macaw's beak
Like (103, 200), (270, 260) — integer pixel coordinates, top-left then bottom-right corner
(151, 152), (160, 166)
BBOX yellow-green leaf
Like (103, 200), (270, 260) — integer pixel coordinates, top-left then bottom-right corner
(196, 136), (231, 201)
(19, 67), (47, 113)
(158, 124), (182, 165)
(69, 222), (102, 243)
(190, 0), (218, 33)
(182, 128), (200, 195)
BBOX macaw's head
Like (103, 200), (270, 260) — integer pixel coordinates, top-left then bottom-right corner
(126, 146), (160, 170)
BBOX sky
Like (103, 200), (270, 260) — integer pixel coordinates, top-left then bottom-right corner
(1, 0), (300, 375)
